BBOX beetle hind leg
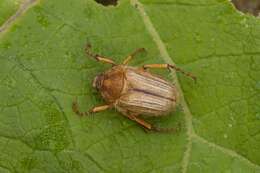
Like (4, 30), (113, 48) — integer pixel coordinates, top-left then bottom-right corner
(126, 114), (180, 133)
(127, 114), (152, 130)
(151, 123), (181, 133)
(85, 44), (116, 65)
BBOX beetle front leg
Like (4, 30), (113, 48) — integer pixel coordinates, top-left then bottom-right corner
(126, 115), (180, 133)
(142, 64), (196, 82)
(122, 48), (146, 65)
(85, 44), (116, 65)
(72, 101), (112, 116)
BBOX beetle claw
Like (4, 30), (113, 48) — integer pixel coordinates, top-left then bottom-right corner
(143, 128), (150, 133)
(151, 125), (181, 133)
(86, 43), (92, 49)
(88, 110), (94, 115)
(72, 100), (90, 117)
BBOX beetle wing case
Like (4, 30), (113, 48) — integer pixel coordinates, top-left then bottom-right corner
(115, 66), (178, 116)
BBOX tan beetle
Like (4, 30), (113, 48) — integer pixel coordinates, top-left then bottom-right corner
(72, 44), (196, 132)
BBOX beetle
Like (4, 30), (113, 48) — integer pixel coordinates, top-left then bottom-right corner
(72, 44), (196, 132)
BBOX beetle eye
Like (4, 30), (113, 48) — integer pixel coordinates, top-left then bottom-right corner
(92, 76), (99, 88)
(92, 74), (103, 89)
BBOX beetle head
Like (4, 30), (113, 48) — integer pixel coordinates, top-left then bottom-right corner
(93, 73), (104, 90)
(92, 66), (125, 103)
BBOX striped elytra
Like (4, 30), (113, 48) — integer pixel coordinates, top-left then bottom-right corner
(93, 65), (178, 117)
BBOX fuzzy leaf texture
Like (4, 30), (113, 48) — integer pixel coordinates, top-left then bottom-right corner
(0, 0), (259, 172)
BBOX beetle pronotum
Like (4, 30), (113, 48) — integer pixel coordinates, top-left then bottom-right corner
(72, 44), (196, 132)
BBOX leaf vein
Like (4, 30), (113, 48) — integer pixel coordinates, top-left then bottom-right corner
(193, 134), (260, 170)
(130, 1), (194, 172)
(0, 0), (40, 35)
(130, 0), (260, 172)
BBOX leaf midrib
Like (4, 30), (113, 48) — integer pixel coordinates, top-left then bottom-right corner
(130, 0), (260, 172)
(0, 0), (39, 35)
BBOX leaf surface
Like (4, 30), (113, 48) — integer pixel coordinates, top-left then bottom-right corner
(0, 0), (23, 26)
(0, 0), (259, 172)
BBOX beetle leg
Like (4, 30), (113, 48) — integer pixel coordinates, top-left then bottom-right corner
(89, 104), (112, 113)
(126, 115), (180, 133)
(142, 64), (196, 82)
(122, 48), (146, 65)
(72, 101), (90, 116)
(85, 44), (116, 65)
(72, 101), (111, 116)
(150, 123), (181, 133)
(126, 115), (152, 130)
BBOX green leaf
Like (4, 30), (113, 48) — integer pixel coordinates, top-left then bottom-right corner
(0, 0), (259, 172)
(0, 0), (23, 26)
